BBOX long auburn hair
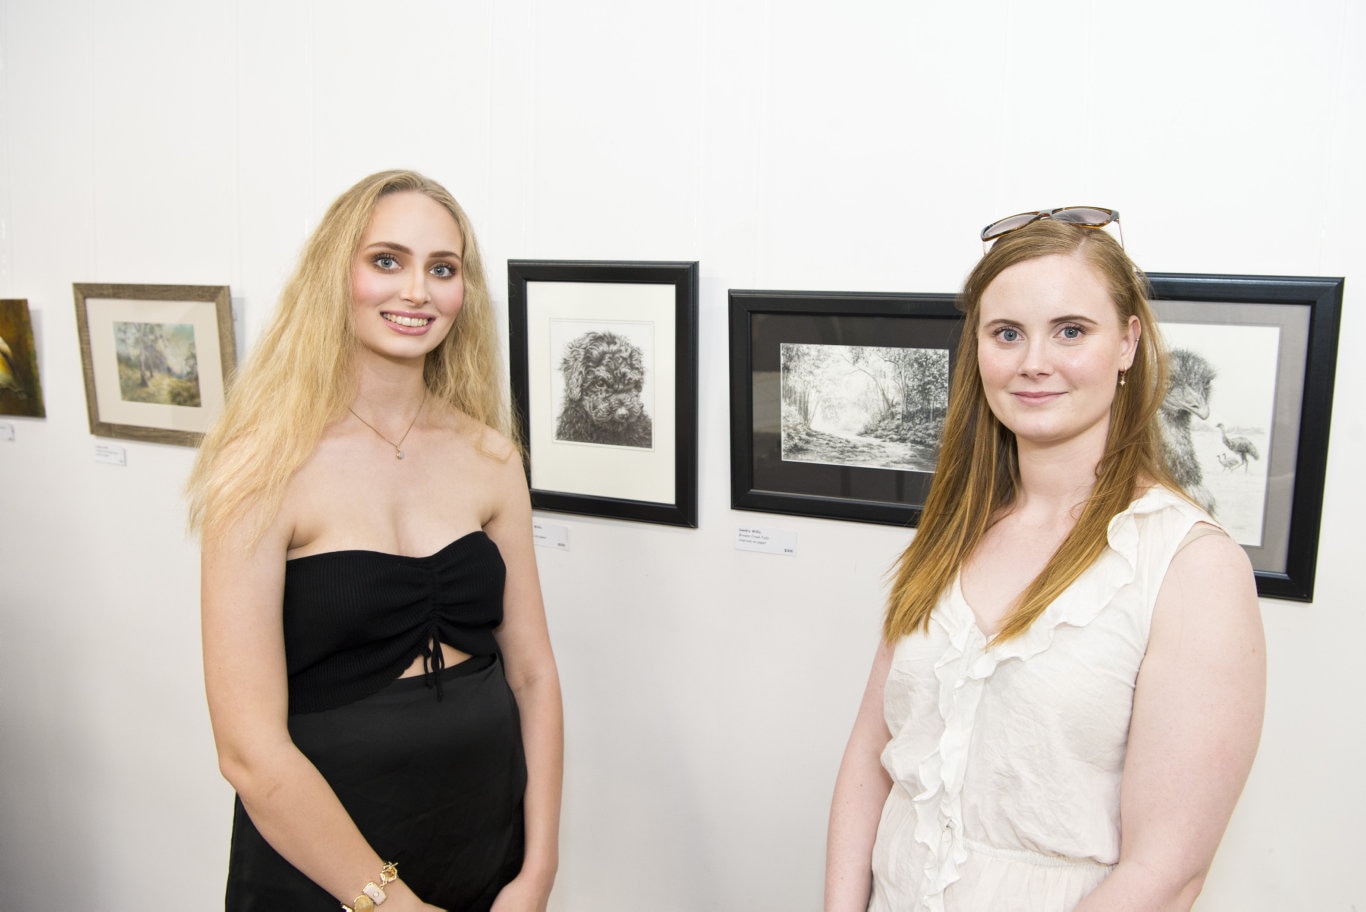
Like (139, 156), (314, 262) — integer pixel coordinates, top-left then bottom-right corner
(883, 219), (1181, 644)
(186, 169), (515, 541)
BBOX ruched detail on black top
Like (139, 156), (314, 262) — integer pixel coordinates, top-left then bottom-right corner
(281, 530), (505, 714)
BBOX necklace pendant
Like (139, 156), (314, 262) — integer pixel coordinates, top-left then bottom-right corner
(396, 449), (405, 460)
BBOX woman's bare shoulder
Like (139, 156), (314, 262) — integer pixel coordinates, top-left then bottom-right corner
(431, 403), (520, 464)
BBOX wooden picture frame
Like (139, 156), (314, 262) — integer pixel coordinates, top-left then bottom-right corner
(73, 283), (236, 446)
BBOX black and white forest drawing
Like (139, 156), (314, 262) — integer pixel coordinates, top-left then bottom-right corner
(1157, 322), (1278, 547)
(780, 343), (949, 472)
(551, 321), (654, 449)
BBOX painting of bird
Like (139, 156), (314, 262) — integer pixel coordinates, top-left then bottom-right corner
(0, 334), (27, 399)
(0, 299), (47, 418)
(1216, 422), (1261, 470)
(1158, 348), (1217, 513)
(1216, 452), (1243, 471)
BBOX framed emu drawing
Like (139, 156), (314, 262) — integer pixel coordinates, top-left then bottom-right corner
(508, 260), (698, 527)
(729, 290), (962, 527)
(73, 283), (236, 446)
(1148, 272), (1343, 602)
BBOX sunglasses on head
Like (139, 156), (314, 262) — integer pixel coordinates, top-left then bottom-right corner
(980, 206), (1122, 251)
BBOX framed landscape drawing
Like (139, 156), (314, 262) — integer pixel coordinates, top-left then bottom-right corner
(508, 260), (699, 527)
(729, 289), (962, 527)
(73, 283), (236, 446)
(0, 298), (46, 417)
(1148, 272), (1343, 601)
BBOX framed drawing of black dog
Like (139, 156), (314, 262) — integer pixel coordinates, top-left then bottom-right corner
(508, 260), (698, 527)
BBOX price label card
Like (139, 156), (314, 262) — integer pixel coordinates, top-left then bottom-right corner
(94, 443), (128, 466)
(533, 521), (570, 551)
(735, 525), (797, 556)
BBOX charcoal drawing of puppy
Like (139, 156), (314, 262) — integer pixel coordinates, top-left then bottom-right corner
(555, 331), (652, 448)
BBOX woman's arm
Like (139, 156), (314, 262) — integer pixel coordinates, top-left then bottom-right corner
(1075, 530), (1265, 912)
(825, 639), (895, 912)
(202, 511), (441, 912)
(484, 455), (564, 912)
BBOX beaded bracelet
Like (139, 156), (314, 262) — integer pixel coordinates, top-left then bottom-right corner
(341, 861), (399, 912)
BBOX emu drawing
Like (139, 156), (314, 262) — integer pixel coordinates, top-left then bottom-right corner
(1158, 348), (1217, 514)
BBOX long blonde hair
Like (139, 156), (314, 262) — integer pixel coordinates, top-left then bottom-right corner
(186, 169), (514, 540)
(884, 220), (1179, 643)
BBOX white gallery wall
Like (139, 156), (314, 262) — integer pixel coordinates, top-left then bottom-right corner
(0, 1), (1362, 909)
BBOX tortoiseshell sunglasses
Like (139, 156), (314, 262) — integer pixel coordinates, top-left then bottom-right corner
(980, 206), (1122, 252)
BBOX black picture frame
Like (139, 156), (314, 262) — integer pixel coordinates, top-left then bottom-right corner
(729, 289), (962, 527)
(508, 260), (699, 527)
(1148, 272), (1343, 602)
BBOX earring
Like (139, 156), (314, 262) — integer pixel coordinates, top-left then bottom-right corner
(1118, 369), (1127, 387)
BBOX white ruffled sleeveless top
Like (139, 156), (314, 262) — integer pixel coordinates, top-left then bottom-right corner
(869, 486), (1212, 912)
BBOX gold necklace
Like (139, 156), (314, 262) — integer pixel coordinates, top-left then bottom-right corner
(349, 390), (426, 460)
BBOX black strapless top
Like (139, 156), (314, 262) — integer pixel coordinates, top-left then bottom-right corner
(281, 531), (506, 714)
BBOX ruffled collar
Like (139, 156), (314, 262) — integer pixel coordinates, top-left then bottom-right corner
(934, 485), (1192, 669)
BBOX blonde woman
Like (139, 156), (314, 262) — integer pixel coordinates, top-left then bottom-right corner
(188, 170), (562, 912)
(825, 211), (1264, 911)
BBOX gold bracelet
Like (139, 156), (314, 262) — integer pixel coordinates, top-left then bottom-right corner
(340, 862), (399, 912)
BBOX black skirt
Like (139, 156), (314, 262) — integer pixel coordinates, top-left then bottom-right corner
(225, 654), (527, 912)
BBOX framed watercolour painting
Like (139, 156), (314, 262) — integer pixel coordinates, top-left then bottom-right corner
(508, 260), (699, 527)
(729, 289), (962, 527)
(73, 283), (236, 446)
(0, 298), (46, 418)
(1148, 272), (1343, 601)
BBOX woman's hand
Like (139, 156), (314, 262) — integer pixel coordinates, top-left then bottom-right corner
(489, 873), (551, 912)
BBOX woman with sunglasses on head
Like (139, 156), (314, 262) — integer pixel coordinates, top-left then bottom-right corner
(187, 170), (562, 912)
(824, 210), (1264, 912)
